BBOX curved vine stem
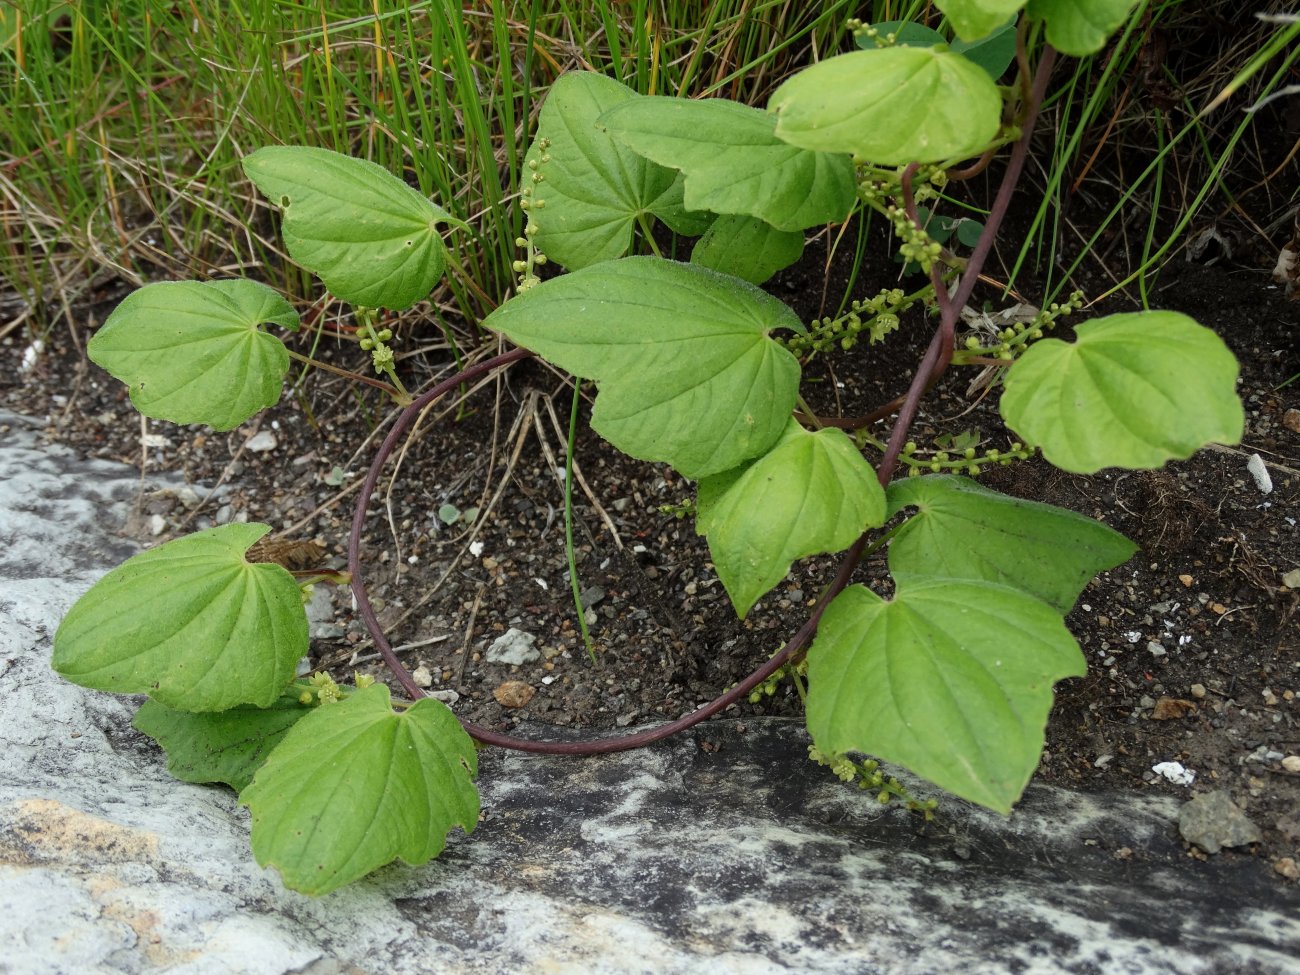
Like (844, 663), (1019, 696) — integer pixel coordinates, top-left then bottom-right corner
(349, 45), (1059, 757)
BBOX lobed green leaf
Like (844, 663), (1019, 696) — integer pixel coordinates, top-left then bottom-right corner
(768, 47), (1002, 165)
(886, 475), (1136, 613)
(53, 524), (309, 712)
(1025, 0), (1141, 56)
(806, 580), (1085, 813)
(950, 21), (1019, 79)
(598, 97), (855, 231)
(999, 311), (1244, 473)
(241, 684), (479, 895)
(88, 280), (298, 432)
(484, 257), (802, 479)
(935, 0), (1025, 42)
(134, 695), (312, 793)
(697, 420), (885, 618)
(690, 214), (805, 284)
(243, 146), (461, 310)
(856, 20), (947, 49)
(524, 72), (697, 269)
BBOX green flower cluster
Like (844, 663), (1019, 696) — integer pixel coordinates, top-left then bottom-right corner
(783, 286), (924, 358)
(953, 291), (1086, 364)
(808, 744), (938, 818)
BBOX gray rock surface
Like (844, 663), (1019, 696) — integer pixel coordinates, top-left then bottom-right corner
(1179, 790), (1265, 854)
(3, 410), (1299, 975)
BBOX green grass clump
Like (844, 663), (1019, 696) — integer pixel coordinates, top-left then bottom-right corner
(0, 0), (855, 348)
(2, 0), (1294, 354)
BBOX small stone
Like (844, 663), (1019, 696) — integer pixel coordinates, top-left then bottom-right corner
(1190, 683), (1207, 699)
(148, 514), (166, 536)
(411, 665), (433, 688)
(245, 430), (277, 452)
(1246, 453), (1272, 494)
(1178, 791), (1262, 854)
(1274, 858), (1299, 882)
(1262, 688), (1279, 706)
(1209, 602), (1227, 615)
(1178, 574), (1194, 587)
(580, 585), (606, 607)
(493, 680), (535, 708)
(429, 688), (459, 705)
(1283, 569), (1300, 590)
(1153, 761), (1195, 786)
(1282, 755), (1300, 773)
(1147, 642), (1167, 657)
(1284, 408), (1300, 434)
(1152, 697), (1197, 720)
(486, 628), (540, 665)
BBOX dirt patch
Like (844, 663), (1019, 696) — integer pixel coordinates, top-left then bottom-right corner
(4, 226), (1297, 881)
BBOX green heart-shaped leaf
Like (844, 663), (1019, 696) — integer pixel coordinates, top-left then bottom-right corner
(134, 695), (312, 793)
(525, 72), (699, 270)
(935, 0), (1024, 42)
(598, 96), (855, 231)
(243, 146), (461, 310)
(690, 214), (805, 284)
(88, 279), (298, 431)
(241, 684), (479, 895)
(855, 20), (947, 49)
(484, 257), (802, 479)
(950, 21), (1019, 79)
(1000, 311), (1244, 473)
(53, 524), (308, 712)
(1025, 0), (1141, 56)
(769, 47), (1002, 164)
(807, 580), (1085, 813)
(697, 420), (885, 617)
(886, 475), (1135, 613)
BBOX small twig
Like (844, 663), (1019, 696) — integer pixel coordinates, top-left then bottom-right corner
(457, 583), (488, 685)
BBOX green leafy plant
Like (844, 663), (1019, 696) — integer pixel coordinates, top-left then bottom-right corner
(54, 0), (1246, 894)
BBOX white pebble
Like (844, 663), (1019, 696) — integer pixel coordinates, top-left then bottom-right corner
(1152, 761), (1195, 786)
(1247, 453), (1273, 494)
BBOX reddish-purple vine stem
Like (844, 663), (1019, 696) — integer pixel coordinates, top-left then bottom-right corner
(348, 46), (1059, 755)
(877, 46), (1057, 484)
(348, 346), (533, 701)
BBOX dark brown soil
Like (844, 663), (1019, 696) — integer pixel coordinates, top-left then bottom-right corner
(3, 200), (1297, 882)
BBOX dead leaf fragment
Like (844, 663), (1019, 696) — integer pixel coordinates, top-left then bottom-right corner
(1273, 246), (1298, 296)
(493, 680), (536, 708)
(1151, 697), (1198, 720)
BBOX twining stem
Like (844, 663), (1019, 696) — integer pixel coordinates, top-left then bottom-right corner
(878, 45), (1057, 485)
(350, 47), (1061, 755)
(349, 347), (534, 701)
